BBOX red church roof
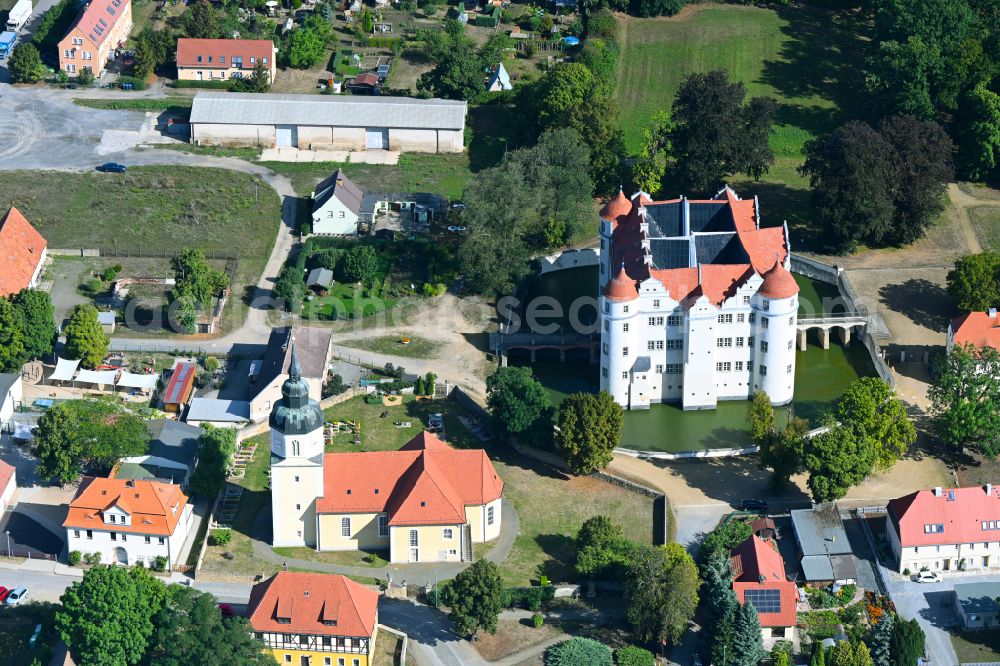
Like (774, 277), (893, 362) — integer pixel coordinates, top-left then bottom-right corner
(0, 207), (47, 298)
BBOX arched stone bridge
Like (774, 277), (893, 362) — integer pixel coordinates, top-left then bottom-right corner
(796, 314), (870, 350)
(489, 331), (599, 365)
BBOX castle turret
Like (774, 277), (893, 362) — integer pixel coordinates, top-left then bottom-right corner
(753, 260), (799, 405)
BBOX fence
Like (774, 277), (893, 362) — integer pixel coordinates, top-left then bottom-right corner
(49, 248), (239, 261)
(376, 624), (409, 666)
(0, 535), (56, 561)
(192, 490), (220, 579)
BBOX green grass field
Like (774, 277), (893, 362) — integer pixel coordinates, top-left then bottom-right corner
(969, 206), (1000, 251)
(337, 335), (444, 359)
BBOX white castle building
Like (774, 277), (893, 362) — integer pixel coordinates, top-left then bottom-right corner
(598, 186), (799, 410)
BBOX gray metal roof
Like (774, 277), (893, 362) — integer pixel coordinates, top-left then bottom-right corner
(146, 419), (203, 469)
(189, 92), (468, 131)
(313, 168), (364, 215)
(306, 268), (334, 288)
(0, 373), (18, 399)
(955, 582), (1000, 614)
(791, 505), (853, 557)
(800, 555), (834, 581)
(186, 398), (250, 423)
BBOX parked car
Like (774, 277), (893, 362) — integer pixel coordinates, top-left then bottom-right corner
(915, 571), (942, 583)
(447, 225), (466, 232)
(6, 587), (28, 605)
(97, 162), (127, 173)
(450, 203), (466, 210)
(0, 586), (9, 604)
(218, 603), (235, 617)
(739, 499), (768, 512)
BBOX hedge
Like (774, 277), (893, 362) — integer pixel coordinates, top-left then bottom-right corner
(616, 646), (655, 666)
(170, 79), (236, 90)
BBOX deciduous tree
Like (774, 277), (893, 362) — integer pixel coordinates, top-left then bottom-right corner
(804, 424), (875, 503)
(8, 43), (45, 83)
(955, 84), (1000, 180)
(190, 425), (237, 497)
(11, 288), (57, 361)
(0, 298), (26, 372)
(338, 246), (379, 284)
(556, 391), (622, 474)
(172, 248), (229, 306)
(440, 559), (504, 638)
(836, 377), (916, 471)
(63, 304), (109, 368)
(625, 543), (699, 646)
(929, 344), (1000, 458)
(574, 515), (637, 581)
(947, 252), (1000, 312)
(485, 366), (552, 444)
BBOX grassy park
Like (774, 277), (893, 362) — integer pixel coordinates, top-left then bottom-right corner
(968, 206), (1000, 251)
(337, 335), (444, 359)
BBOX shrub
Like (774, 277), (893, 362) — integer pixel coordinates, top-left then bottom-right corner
(87, 277), (104, 293)
(170, 79), (235, 90)
(83, 552), (102, 566)
(152, 555), (168, 572)
(616, 646), (654, 666)
(203, 356), (220, 372)
(532, 613), (544, 628)
(836, 583), (857, 604)
(211, 528), (232, 546)
(539, 575), (549, 587)
(68, 550), (82, 566)
(301, 223), (311, 236)
(545, 637), (612, 666)
(117, 75), (148, 90)
(902, 567), (911, 576)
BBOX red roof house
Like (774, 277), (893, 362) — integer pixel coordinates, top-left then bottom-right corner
(948, 309), (1000, 352)
(0, 460), (16, 513)
(730, 535), (798, 630)
(247, 571), (378, 639)
(0, 207), (47, 298)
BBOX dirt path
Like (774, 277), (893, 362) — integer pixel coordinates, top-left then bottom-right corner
(947, 183), (985, 255)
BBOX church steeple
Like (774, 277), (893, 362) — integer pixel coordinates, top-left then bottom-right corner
(270, 343), (324, 440)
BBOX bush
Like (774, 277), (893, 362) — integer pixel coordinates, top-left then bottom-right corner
(301, 223), (312, 236)
(103, 266), (119, 281)
(152, 555), (168, 572)
(531, 613), (544, 628)
(117, 75), (148, 90)
(903, 567), (911, 576)
(836, 583), (857, 604)
(203, 355), (220, 372)
(68, 550), (82, 566)
(170, 79), (235, 90)
(545, 637), (612, 666)
(87, 277), (104, 294)
(616, 646), (654, 666)
(83, 552), (102, 566)
(211, 528), (232, 546)
(501, 586), (556, 609)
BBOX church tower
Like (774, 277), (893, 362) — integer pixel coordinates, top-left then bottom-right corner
(269, 345), (325, 547)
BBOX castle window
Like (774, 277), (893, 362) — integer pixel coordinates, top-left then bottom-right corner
(717, 314), (732, 324)
(762, 318), (769, 329)
(602, 367), (608, 378)
(743, 295), (751, 305)
(623, 306), (629, 313)
(735, 361), (743, 371)
(622, 371), (628, 379)
(653, 299), (660, 307)
(737, 313), (745, 323)
(749, 313), (756, 324)
(655, 365), (663, 374)
(760, 341), (768, 353)
(786, 364), (793, 374)
(622, 347), (629, 356)
(623, 323), (629, 332)
(789, 316), (794, 326)
(666, 339), (682, 350)
(787, 340), (793, 350)
(736, 337), (744, 348)
(748, 336), (755, 347)
(759, 365), (767, 377)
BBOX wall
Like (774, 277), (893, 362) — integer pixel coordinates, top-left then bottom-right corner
(0, 375), (23, 426)
(317, 512), (387, 551)
(65, 509), (189, 569)
(464, 498), (501, 544)
(436, 129), (465, 153)
(538, 248), (600, 274)
(250, 374), (322, 423)
(388, 524), (463, 563)
(270, 460), (323, 547)
(312, 195), (359, 235)
(0, 467), (15, 513)
(388, 129), (440, 153)
(192, 123), (276, 147)
(321, 127), (366, 151)
(297, 125), (334, 148)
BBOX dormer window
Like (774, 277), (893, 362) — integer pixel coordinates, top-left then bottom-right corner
(109, 515), (116, 523)
(276, 617), (290, 625)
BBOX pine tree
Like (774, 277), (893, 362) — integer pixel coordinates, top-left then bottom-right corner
(701, 550), (738, 665)
(731, 601), (766, 666)
(810, 641), (827, 666)
(869, 612), (893, 666)
(854, 641), (874, 666)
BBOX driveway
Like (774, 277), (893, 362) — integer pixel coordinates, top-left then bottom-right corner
(883, 571), (1000, 664)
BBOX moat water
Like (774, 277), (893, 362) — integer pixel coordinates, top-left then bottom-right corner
(507, 266), (875, 453)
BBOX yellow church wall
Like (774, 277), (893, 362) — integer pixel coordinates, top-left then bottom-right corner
(317, 513), (388, 551)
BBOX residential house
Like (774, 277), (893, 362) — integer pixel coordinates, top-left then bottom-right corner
(176, 38), (277, 83)
(115, 419), (203, 489)
(790, 504), (857, 586)
(0, 460), (16, 514)
(947, 308), (1000, 353)
(63, 477), (192, 568)
(0, 207), (48, 298)
(162, 362), (198, 414)
(0, 373), (23, 430)
(887, 485), (1000, 573)
(485, 62), (512, 91)
(57, 0), (133, 78)
(730, 535), (798, 645)
(311, 169), (363, 236)
(249, 326), (332, 423)
(953, 581), (1000, 630)
(268, 348), (504, 561)
(247, 571), (379, 666)
(185, 397), (250, 428)
(599, 187), (798, 410)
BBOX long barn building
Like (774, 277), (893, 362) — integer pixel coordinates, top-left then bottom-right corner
(188, 92), (467, 153)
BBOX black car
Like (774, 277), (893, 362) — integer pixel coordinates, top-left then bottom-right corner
(739, 499), (768, 512)
(97, 163), (127, 173)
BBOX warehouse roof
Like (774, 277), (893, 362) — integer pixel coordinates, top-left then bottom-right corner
(189, 92), (468, 131)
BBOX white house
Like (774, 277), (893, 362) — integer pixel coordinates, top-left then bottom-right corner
(887, 485), (1000, 574)
(598, 186), (798, 410)
(486, 62), (512, 91)
(947, 308), (1000, 354)
(0, 207), (48, 298)
(249, 326), (331, 423)
(63, 477), (192, 568)
(0, 460), (16, 514)
(310, 169), (363, 236)
(0, 373), (23, 430)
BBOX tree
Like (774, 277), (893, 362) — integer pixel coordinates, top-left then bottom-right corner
(0, 298), (26, 372)
(758, 416), (808, 490)
(625, 543), (699, 646)
(546, 637), (613, 665)
(338, 246), (379, 284)
(748, 390), (775, 444)
(57, 565), (169, 666)
(731, 601), (766, 666)
(480, 33), (514, 66)
(190, 425), (237, 497)
(556, 391), (622, 474)
(629, 0), (683, 17)
(956, 84), (1000, 180)
(33, 400), (149, 483)
(836, 378), (916, 471)
(77, 66), (95, 86)
(417, 25), (486, 101)
(701, 550), (738, 666)
(11, 289), (56, 361)
(133, 27), (174, 79)
(700, 518), (752, 566)
(667, 70), (775, 195)
(632, 112), (670, 196)
(64, 304), (110, 369)
(616, 645), (655, 666)
(574, 515), (637, 581)
(890, 618), (924, 666)
(144, 586), (272, 665)
(800, 121), (897, 253)
(285, 24), (326, 68)
(869, 612), (894, 666)
(804, 424), (875, 503)
(8, 42), (45, 83)
(174, 296), (198, 335)
(184, 0), (219, 38)
(440, 559), (503, 638)
(854, 642), (875, 666)
(579, 38), (618, 91)
(485, 366), (552, 444)
(233, 61), (271, 93)
(172, 248), (229, 306)
(947, 252), (1000, 312)
(810, 641), (827, 666)
(929, 344), (1000, 458)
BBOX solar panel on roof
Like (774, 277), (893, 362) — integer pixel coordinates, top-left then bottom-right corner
(744, 588), (781, 614)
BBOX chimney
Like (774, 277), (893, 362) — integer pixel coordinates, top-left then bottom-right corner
(987, 483), (994, 496)
(990, 307), (998, 319)
(933, 486), (943, 497)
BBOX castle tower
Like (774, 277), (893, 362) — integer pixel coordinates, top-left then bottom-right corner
(269, 345), (325, 547)
(752, 260), (799, 405)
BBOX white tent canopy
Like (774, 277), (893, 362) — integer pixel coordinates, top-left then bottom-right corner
(116, 372), (159, 390)
(75, 369), (118, 386)
(49, 358), (81, 383)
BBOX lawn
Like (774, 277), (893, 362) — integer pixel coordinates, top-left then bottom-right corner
(951, 628), (1000, 664)
(968, 206), (1000, 251)
(301, 284), (399, 321)
(372, 629), (417, 666)
(337, 335), (444, 359)
(615, 3), (867, 243)
(73, 98), (193, 113)
(0, 167), (281, 335)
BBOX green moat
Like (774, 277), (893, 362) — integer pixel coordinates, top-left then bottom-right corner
(509, 267), (875, 453)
